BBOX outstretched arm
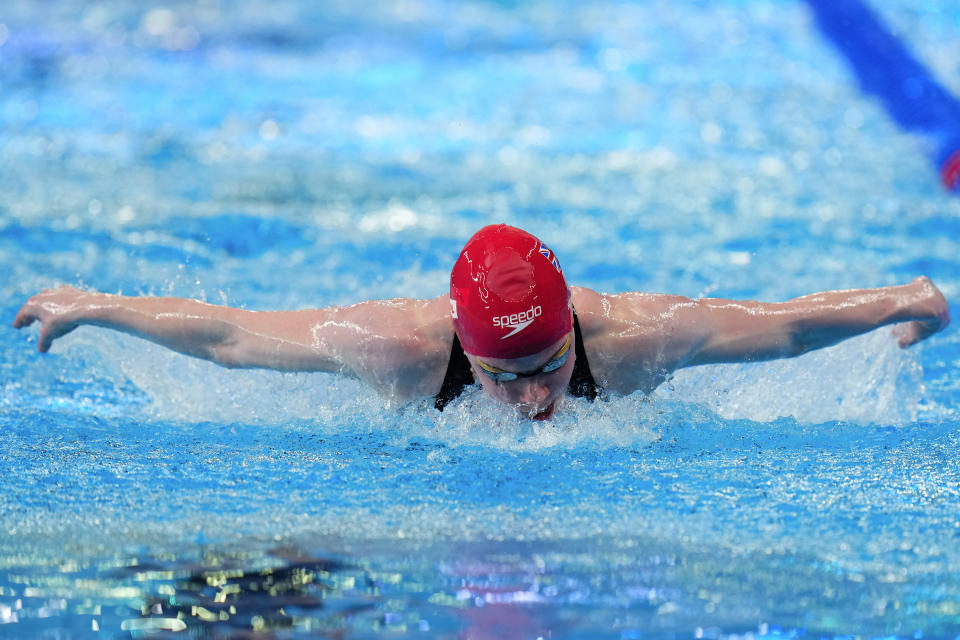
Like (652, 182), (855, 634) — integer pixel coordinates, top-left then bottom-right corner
(13, 287), (454, 399)
(574, 277), (949, 395)
(679, 276), (949, 367)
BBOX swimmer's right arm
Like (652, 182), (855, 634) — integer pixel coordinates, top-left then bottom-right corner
(13, 287), (453, 397)
(14, 287), (243, 359)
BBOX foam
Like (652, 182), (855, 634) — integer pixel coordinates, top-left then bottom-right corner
(658, 330), (926, 425)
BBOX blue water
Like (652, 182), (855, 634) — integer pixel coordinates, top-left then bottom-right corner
(2, 1), (960, 638)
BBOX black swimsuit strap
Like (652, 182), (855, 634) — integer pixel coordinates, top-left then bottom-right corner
(569, 311), (599, 400)
(434, 332), (474, 411)
(434, 309), (599, 411)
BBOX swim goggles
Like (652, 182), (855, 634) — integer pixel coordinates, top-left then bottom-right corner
(475, 333), (572, 383)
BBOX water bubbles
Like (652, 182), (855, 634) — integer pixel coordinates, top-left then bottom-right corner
(358, 201), (419, 232)
(660, 331), (924, 425)
(258, 119), (280, 140)
(138, 8), (199, 51)
(201, 141), (228, 164)
(141, 9), (176, 37)
(647, 146), (679, 169)
(115, 205), (135, 223)
(758, 156), (786, 177)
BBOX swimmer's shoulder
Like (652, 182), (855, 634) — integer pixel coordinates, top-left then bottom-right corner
(332, 295), (455, 400)
(570, 287), (690, 333)
(570, 287), (695, 394)
(386, 295), (456, 398)
(407, 295), (457, 353)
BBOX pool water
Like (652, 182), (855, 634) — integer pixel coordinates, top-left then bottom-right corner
(2, 1), (960, 638)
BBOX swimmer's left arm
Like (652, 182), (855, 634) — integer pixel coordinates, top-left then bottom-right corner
(676, 276), (949, 367)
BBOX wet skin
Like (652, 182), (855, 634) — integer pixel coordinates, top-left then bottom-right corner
(463, 331), (576, 420)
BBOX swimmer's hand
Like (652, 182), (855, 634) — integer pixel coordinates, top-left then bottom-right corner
(13, 286), (93, 352)
(895, 276), (950, 348)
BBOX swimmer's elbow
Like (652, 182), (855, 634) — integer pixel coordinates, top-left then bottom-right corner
(783, 338), (813, 359)
(204, 322), (283, 369)
(207, 335), (338, 372)
(753, 327), (818, 360)
(691, 313), (846, 365)
(693, 329), (810, 365)
(782, 320), (853, 358)
(207, 337), (251, 369)
(773, 326), (810, 358)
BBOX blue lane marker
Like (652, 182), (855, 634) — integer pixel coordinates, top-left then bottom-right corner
(805, 0), (960, 192)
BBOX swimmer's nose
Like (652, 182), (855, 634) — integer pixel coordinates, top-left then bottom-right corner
(514, 379), (550, 406)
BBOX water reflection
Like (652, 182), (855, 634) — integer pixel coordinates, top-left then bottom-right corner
(0, 544), (379, 637)
(5, 536), (958, 638)
(118, 550), (375, 636)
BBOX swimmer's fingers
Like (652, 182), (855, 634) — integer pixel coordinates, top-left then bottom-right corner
(897, 315), (948, 348)
(12, 304), (37, 329)
(12, 293), (50, 331)
(35, 317), (82, 352)
(13, 287), (84, 352)
(896, 320), (937, 348)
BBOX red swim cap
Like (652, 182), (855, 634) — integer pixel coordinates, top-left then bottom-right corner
(450, 224), (571, 359)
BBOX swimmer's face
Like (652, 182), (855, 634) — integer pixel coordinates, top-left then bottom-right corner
(464, 330), (576, 421)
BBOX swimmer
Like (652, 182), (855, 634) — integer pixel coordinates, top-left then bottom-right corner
(13, 224), (950, 420)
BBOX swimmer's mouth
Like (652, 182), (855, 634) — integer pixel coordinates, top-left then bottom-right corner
(530, 402), (556, 421)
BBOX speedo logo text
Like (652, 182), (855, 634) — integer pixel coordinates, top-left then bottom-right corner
(493, 305), (542, 339)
